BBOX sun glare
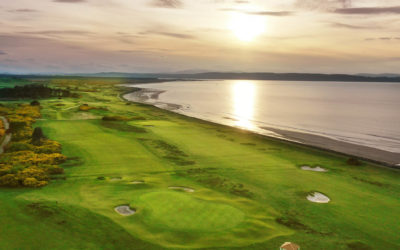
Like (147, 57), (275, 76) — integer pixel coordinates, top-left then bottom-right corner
(229, 12), (266, 42)
(232, 81), (256, 129)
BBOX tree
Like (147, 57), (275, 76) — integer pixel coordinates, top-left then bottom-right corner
(31, 127), (44, 145)
(30, 100), (40, 106)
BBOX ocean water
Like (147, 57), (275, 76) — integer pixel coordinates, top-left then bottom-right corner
(125, 80), (400, 154)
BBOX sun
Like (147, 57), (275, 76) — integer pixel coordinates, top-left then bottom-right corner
(229, 12), (266, 42)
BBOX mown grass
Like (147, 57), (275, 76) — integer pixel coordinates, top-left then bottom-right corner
(0, 77), (399, 249)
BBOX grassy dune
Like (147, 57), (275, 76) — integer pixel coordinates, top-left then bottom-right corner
(0, 78), (399, 249)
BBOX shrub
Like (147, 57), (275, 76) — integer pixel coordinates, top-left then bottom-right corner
(30, 100), (40, 106)
(17, 167), (48, 181)
(22, 177), (47, 187)
(15, 105), (41, 118)
(33, 140), (61, 154)
(12, 128), (33, 141)
(46, 153), (67, 165)
(44, 165), (64, 175)
(1, 151), (66, 166)
(0, 103), (67, 188)
(0, 174), (19, 187)
(6, 142), (34, 152)
(79, 104), (96, 111)
(0, 165), (12, 176)
(9, 119), (30, 131)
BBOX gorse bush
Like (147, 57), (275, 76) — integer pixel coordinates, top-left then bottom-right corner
(0, 118), (5, 138)
(79, 104), (96, 111)
(6, 141), (34, 152)
(0, 151), (66, 166)
(0, 174), (19, 187)
(23, 177), (47, 188)
(0, 104), (67, 188)
(33, 140), (62, 154)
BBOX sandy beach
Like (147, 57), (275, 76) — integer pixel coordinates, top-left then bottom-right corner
(263, 127), (400, 168)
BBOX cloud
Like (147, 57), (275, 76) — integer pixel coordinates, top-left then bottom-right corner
(334, 6), (400, 15)
(295, 0), (351, 11)
(330, 22), (371, 29)
(10, 9), (38, 12)
(140, 30), (195, 39)
(53, 0), (86, 3)
(18, 30), (95, 37)
(365, 37), (400, 41)
(117, 50), (159, 54)
(158, 32), (194, 39)
(244, 11), (293, 16)
(150, 0), (183, 8)
(220, 8), (293, 16)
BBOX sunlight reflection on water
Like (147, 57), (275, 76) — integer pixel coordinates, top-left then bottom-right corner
(232, 81), (256, 129)
(127, 80), (400, 154)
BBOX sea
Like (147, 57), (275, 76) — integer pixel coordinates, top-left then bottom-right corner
(124, 80), (400, 163)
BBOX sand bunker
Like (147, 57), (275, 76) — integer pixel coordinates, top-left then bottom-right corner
(110, 177), (122, 181)
(307, 192), (330, 203)
(114, 205), (136, 216)
(301, 166), (328, 172)
(130, 180), (145, 184)
(168, 186), (195, 193)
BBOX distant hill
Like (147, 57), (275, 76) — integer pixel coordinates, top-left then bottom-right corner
(357, 73), (400, 78)
(2, 72), (400, 83)
(75, 72), (400, 83)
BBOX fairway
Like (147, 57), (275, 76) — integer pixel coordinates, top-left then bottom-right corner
(0, 79), (399, 249)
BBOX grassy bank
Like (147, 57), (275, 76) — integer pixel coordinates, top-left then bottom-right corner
(0, 78), (399, 249)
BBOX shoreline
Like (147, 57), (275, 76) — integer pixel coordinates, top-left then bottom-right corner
(122, 87), (400, 169)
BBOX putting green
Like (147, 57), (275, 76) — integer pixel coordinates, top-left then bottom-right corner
(137, 191), (244, 232)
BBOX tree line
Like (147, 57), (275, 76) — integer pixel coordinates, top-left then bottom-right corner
(0, 84), (78, 99)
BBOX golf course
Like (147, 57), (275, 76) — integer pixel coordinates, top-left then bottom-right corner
(0, 77), (399, 249)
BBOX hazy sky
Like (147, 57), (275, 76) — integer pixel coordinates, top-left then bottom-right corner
(1, 0), (400, 74)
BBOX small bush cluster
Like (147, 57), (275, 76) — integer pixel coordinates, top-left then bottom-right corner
(5, 104), (41, 141)
(0, 119), (5, 138)
(0, 104), (66, 188)
(78, 104), (96, 111)
(30, 100), (40, 106)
